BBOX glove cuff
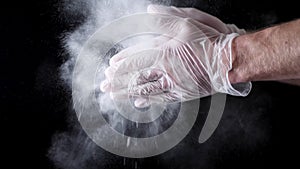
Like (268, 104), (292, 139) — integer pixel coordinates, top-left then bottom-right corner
(226, 24), (246, 35)
(214, 33), (252, 96)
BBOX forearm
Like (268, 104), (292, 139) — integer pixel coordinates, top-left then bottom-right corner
(229, 19), (300, 83)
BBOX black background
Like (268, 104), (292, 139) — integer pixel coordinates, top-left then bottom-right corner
(1, 0), (300, 169)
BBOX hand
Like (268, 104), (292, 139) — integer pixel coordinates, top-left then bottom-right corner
(147, 5), (246, 35)
(101, 6), (251, 108)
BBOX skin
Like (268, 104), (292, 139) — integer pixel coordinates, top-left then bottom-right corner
(229, 19), (300, 85)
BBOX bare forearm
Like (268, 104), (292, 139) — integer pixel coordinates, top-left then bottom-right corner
(229, 19), (300, 83)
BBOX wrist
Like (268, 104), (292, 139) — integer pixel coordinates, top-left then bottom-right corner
(216, 33), (252, 97)
(228, 36), (239, 83)
(228, 34), (250, 84)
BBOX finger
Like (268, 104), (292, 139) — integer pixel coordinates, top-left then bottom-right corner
(130, 68), (165, 86)
(111, 72), (172, 100)
(110, 88), (180, 107)
(171, 18), (220, 41)
(104, 67), (168, 93)
(129, 75), (172, 96)
(104, 66), (117, 80)
(130, 81), (165, 96)
(110, 49), (163, 77)
(147, 5), (230, 33)
(100, 79), (111, 92)
(110, 91), (179, 108)
(134, 92), (180, 107)
(110, 80), (166, 100)
(109, 36), (170, 66)
(134, 97), (150, 108)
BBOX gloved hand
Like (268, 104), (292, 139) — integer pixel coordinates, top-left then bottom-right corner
(146, 5), (246, 35)
(101, 5), (251, 108)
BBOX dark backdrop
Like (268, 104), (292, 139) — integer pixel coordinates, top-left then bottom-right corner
(1, 0), (300, 169)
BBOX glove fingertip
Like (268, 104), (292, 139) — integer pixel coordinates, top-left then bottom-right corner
(147, 4), (158, 13)
(147, 4), (169, 13)
(134, 98), (150, 108)
(100, 80), (110, 92)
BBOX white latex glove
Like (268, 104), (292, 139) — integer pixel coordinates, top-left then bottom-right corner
(101, 6), (251, 108)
